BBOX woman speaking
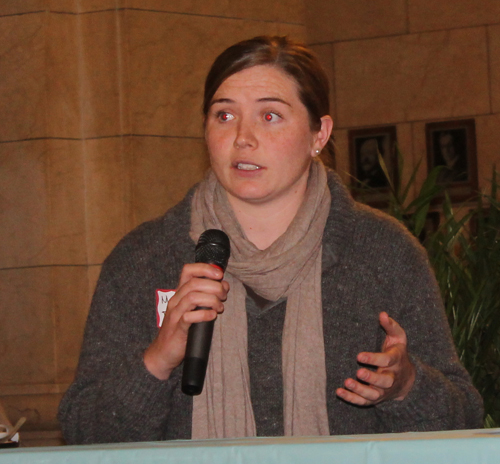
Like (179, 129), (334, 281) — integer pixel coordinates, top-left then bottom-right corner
(59, 36), (483, 444)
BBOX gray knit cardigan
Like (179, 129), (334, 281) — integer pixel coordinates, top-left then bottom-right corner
(58, 170), (483, 444)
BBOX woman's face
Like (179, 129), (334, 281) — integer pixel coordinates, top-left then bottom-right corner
(205, 65), (328, 210)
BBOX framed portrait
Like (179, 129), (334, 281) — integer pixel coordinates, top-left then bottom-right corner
(348, 126), (397, 207)
(426, 119), (478, 203)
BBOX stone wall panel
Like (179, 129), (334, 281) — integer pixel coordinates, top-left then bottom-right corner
(335, 28), (489, 127)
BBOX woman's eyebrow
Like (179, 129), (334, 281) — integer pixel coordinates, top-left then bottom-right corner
(257, 97), (291, 106)
(209, 96), (291, 107)
(209, 98), (234, 107)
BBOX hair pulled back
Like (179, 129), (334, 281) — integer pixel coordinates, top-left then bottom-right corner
(203, 36), (331, 134)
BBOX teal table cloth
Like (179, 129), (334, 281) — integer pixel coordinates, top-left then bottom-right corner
(1, 429), (499, 463)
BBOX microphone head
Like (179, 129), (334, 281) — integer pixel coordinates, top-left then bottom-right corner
(195, 229), (230, 271)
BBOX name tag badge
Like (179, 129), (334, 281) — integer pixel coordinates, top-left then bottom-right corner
(156, 289), (176, 327)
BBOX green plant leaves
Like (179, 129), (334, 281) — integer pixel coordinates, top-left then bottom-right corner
(354, 152), (500, 427)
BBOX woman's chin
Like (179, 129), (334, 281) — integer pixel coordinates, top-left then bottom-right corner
(225, 187), (274, 206)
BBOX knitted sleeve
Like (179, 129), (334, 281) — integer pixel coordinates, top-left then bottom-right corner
(366, 214), (484, 431)
(58, 217), (192, 444)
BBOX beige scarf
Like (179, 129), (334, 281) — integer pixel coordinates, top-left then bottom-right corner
(189, 160), (331, 438)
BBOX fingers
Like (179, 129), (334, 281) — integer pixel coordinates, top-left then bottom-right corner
(337, 313), (415, 406)
(357, 367), (395, 390)
(336, 366), (396, 406)
(144, 263), (229, 380)
(177, 295), (221, 328)
(177, 262), (224, 288)
(169, 280), (227, 319)
(379, 311), (407, 343)
(175, 274), (229, 305)
(336, 382), (381, 406)
(357, 344), (403, 369)
(169, 263), (229, 324)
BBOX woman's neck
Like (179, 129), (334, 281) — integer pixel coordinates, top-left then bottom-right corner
(228, 191), (305, 250)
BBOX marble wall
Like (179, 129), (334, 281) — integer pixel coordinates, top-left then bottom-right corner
(306, 0), (500, 194)
(0, 0), (305, 446)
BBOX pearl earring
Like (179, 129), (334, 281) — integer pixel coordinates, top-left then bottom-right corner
(315, 149), (320, 155)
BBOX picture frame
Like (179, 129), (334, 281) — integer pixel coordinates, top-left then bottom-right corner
(348, 126), (397, 207)
(426, 119), (478, 203)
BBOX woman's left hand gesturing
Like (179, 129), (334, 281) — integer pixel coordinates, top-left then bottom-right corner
(336, 311), (416, 406)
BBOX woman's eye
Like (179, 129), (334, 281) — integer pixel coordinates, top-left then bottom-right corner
(217, 112), (234, 122)
(264, 112), (280, 122)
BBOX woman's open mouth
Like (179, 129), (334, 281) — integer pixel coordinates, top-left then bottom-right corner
(236, 163), (261, 171)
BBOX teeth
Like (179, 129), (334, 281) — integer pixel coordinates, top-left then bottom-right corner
(237, 163), (260, 170)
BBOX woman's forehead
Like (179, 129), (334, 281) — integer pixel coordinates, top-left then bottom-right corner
(211, 65), (301, 102)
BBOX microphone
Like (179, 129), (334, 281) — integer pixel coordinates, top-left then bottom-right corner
(181, 229), (230, 396)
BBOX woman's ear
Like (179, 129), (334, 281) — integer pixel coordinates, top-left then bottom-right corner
(312, 115), (334, 156)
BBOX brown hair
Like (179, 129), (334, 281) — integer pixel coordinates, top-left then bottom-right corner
(203, 36), (330, 134)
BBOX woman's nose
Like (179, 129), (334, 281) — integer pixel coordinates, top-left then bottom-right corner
(234, 119), (257, 149)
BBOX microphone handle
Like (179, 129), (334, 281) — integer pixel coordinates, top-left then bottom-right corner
(181, 228), (230, 396)
(182, 314), (215, 396)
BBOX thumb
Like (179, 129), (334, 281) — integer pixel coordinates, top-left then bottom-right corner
(379, 312), (407, 348)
